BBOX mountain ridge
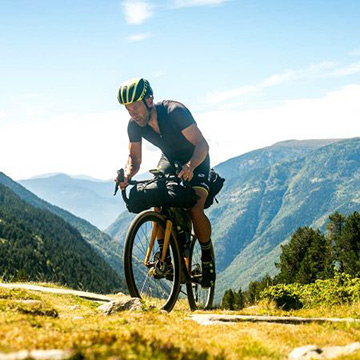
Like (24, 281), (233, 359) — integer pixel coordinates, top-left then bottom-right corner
(0, 172), (125, 282)
(213, 137), (360, 300)
(0, 183), (125, 293)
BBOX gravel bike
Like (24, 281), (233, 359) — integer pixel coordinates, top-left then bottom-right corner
(114, 166), (215, 312)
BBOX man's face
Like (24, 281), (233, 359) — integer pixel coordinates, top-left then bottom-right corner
(125, 100), (149, 127)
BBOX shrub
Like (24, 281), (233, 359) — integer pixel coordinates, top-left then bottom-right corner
(261, 272), (360, 310)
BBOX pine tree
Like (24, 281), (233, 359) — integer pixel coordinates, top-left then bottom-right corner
(235, 288), (245, 310)
(275, 227), (331, 284)
(221, 289), (235, 310)
(326, 211), (346, 272)
(336, 211), (360, 276)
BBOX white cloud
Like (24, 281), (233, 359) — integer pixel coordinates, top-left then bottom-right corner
(348, 48), (360, 57)
(3, 84), (360, 180)
(332, 62), (360, 77)
(0, 110), (158, 181)
(206, 62), (338, 105)
(0, 112), (8, 120)
(127, 33), (152, 42)
(173, 0), (228, 7)
(122, 1), (154, 25)
(197, 83), (360, 166)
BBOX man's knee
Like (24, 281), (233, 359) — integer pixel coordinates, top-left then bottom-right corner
(192, 187), (208, 209)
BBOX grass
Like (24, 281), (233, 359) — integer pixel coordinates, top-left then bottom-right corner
(1, 285), (360, 359)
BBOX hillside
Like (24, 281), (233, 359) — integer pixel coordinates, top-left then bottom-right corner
(0, 184), (125, 293)
(210, 138), (360, 299)
(216, 139), (340, 181)
(0, 172), (124, 281)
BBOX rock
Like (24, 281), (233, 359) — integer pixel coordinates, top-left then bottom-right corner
(69, 305), (80, 311)
(98, 297), (143, 314)
(14, 300), (42, 305)
(288, 346), (322, 360)
(0, 349), (72, 360)
(72, 316), (84, 320)
(288, 342), (360, 360)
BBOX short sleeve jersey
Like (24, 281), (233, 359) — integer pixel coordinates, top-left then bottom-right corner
(127, 100), (203, 164)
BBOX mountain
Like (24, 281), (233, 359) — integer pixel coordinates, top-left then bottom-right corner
(209, 137), (360, 300)
(105, 137), (360, 302)
(18, 172), (153, 230)
(18, 174), (124, 230)
(104, 210), (136, 241)
(0, 183), (125, 293)
(0, 172), (125, 283)
(215, 139), (341, 181)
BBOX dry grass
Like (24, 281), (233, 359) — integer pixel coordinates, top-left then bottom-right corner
(1, 285), (360, 359)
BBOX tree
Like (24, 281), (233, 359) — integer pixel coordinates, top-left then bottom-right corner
(246, 274), (274, 305)
(275, 227), (332, 284)
(336, 211), (360, 276)
(326, 211), (346, 271)
(221, 289), (235, 310)
(235, 288), (246, 310)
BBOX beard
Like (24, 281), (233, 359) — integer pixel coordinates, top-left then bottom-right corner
(135, 110), (151, 127)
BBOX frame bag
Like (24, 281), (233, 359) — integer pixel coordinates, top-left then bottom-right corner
(204, 169), (225, 209)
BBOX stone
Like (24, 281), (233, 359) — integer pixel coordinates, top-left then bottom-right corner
(14, 300), (42, 305)
(288, 342), (360, 360)
(0, 349), (72, 360)
(288, 345), (322, 360)
(98, 297), (143, 314)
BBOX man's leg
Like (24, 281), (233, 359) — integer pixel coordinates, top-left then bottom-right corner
(189, 188), (211, 244)
(189, 187), (215, 288)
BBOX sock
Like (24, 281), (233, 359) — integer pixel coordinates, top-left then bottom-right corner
(157, 239), (171, 263)
(200, 239), (213, 262)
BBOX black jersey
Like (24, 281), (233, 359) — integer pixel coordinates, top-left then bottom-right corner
(127, 100), (209, 165)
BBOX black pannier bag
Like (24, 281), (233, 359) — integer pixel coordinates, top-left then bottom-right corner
(204, 169), (225, 209)
(127, 179), (198, 214)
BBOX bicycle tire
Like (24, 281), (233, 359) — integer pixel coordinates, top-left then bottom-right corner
(123, 210), (182, 312)
(186, 234), (215, 311)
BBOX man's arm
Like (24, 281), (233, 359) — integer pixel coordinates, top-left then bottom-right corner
(178, 124), (209, 180)
(119, 141), (142, 189)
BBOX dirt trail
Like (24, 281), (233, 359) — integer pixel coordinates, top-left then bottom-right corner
(0, 282), (113, 302)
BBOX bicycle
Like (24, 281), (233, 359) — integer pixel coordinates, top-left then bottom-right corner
(114, 165), (215, 312)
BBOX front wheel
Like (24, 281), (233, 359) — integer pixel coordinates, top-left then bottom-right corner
(186, 235), (215, 310)
(123, 211), (181, 312)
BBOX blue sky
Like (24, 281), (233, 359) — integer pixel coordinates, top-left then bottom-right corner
(1, 0), (360, 180)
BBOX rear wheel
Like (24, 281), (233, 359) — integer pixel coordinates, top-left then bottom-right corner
(186, 234), (215, 310)
(123, 211), (181, 312)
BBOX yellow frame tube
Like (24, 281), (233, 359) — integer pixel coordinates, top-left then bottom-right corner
(161, 220), (173, 262)
(144, 222), (159, 265)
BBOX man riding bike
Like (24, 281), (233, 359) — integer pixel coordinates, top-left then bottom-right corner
(116, 77), (215, 289)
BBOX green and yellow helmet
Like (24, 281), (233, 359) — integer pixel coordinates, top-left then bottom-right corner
(117, 78), (153, 105)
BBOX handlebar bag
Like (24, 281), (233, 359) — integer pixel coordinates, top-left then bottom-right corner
(127, 179), (198, 214)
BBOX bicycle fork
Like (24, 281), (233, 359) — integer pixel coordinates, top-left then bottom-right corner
(144, 220), (173, 265)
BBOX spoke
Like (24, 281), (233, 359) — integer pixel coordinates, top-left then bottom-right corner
(132, 252), (145, 265)
(140, 272), (150, 294)
(134, 238), (147, 257)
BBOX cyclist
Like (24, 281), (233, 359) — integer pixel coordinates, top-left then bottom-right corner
(116, 77), (215, 289)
